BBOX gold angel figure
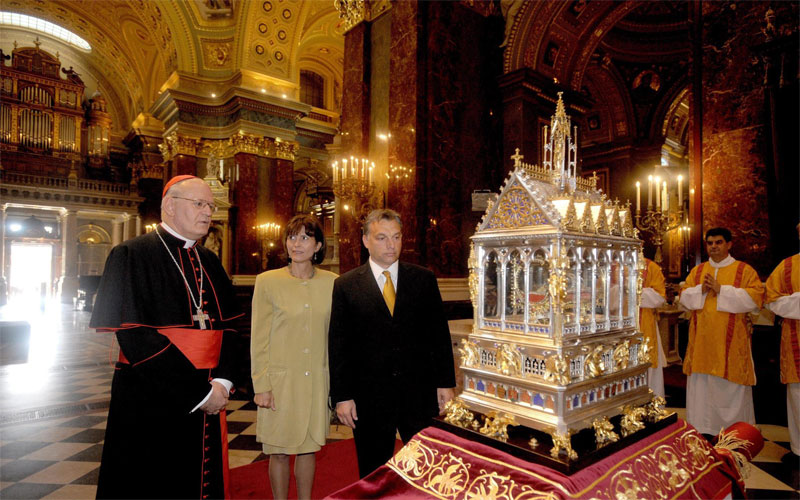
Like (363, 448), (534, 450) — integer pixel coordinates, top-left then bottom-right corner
(497, 343), (521, 376)
(458, 339), (480, 368)
(592, 416), (619, 448)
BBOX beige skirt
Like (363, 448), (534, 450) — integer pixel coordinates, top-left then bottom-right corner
(261, 430), (323, 456)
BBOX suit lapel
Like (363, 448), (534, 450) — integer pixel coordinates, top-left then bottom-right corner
(356, 264), (392, 317)
(393, 262), (414, 318)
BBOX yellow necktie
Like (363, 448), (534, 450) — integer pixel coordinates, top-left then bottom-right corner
(382, 270), (396, 316)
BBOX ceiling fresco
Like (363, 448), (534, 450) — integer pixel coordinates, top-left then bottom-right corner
(1, 0), (343, 137)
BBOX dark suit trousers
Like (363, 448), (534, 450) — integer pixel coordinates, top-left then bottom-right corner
(351, 411), (433, 478)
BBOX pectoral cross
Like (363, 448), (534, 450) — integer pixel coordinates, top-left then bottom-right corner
(193, 308), (210, 330)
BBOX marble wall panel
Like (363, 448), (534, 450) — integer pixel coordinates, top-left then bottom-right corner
(174, 154), (197, 177)
(699, 1), (776, 275)
(414, 2), (504, 276)
(233, 152), (259, 275)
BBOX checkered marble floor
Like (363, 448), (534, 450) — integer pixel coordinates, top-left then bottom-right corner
(0, 302), (798, 499)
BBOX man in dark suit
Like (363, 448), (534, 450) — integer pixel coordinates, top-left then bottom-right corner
(329, 208), (456, 478)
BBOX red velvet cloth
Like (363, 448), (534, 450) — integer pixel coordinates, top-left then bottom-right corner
(327, 419), (740, 499)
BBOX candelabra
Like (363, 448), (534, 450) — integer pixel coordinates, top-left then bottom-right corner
(634, 173), (687, 266)
(254, 222), (281, 271)
(331, 156), (376, 219)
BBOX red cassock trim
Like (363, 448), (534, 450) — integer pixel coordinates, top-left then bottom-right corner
(785, 258), (800, 377)
(723, 262), (746, 379)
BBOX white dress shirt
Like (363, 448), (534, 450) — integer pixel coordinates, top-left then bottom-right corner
(368, 258), (399, 293)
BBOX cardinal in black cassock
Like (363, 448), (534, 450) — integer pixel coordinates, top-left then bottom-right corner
(90, 176), (242, 499)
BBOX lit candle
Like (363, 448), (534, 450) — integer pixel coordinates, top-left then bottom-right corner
(654, 176), (661, 210)
(662, 181), (668, 212)
(370, 162), (375, 183)
(647, 175), (653, 209)
(677, 175), (683, 206)
(342, 159), (348, 179)
(635, 181), (641, 213)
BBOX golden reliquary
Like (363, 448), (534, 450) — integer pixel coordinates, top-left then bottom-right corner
(459, 93), (651, 438)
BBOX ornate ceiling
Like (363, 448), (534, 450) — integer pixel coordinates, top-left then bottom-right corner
(1, 0), (344, 138)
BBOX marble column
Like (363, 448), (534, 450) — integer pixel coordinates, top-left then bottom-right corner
(111, 219), (123, 247)
(273, 158), (294, 227)
(695, 1), (798, 275)
(174, 154), (197, 177)
(338, 22), (371, 273)
(122, 215), (130, 242)
(58, 210), (79, 303)
(0, 206), (6, 305)
(135, 215), (142, 237)
(233, 152), (259, 275)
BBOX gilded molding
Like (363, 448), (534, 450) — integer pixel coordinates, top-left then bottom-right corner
(230, 132), (263, 156)
(333, 0), (365, 33)
(201, 39), (233, 69)
(274, 140), (298, 161)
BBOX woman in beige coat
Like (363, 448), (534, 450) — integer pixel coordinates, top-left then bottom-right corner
(251, 215), (337, 499)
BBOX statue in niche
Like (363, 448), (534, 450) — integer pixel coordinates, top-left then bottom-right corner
(499, 0), (524, 48)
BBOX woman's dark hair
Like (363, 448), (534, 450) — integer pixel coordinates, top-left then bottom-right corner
(284, 214), (326, 265)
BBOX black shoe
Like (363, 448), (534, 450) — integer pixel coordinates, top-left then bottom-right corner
(780, 451), (800, 466)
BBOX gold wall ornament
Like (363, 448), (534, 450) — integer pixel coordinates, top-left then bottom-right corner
(583, 344), (606, 378)
(202, 40), (232, 68)
(333, 0), (366, 33)
(497, 343), (521, 376)
(592, 416), (620, 448)
(229, 132), (262, 155)
(443, 399), (476, 429)
(549, 429), (578, 461)
(478, 411), (517, 441)
(458, 339), (480, 368)
(544, 353), (570, 385)
(159, 133), (178, 162)
(620, 405), (647, 437)
(613, 339), (631, 370)
(275, 140), (298, 161)
(528, 437), (539, 449)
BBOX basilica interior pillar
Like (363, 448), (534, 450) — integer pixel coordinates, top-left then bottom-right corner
(0, 206), (7, 305)
(232, 152), (259, 275)
(338, 21), (371, 273)
(58, 210), (79, 303)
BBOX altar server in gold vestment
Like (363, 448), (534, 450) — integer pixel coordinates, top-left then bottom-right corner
(640, 258), (667, 397)
(764, 223), (800, 461)
(679, 227), (764, 436)
(251, 215), (337, 500)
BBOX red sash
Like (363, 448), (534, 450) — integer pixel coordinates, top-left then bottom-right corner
(118, 328), (223, 369)
(723, 262), (747, 379)
(785, 258), (800, 377)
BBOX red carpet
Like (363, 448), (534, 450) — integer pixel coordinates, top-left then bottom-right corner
(230, 439), (400, 499)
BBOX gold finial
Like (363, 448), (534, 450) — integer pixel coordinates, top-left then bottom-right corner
(34, 37), (42, 50)
(510, 148), (523, 167)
